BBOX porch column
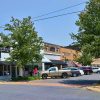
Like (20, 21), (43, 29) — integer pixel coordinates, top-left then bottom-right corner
(15, 66), (18, 77)
(60, 65), (62, 69)
(6, 65), (8, 73)
(3, 65), (4, 76)
(10, 65), (12, 77)
(42, 63), (45, 71)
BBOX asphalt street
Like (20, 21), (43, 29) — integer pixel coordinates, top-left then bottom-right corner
(0, 74), (100, 100)
(0, 84), (100, 100)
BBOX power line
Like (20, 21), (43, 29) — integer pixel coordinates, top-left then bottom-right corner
(33, 11), (82, 22)
(33, 2), (86, 19)
(0, 11), (82, 28)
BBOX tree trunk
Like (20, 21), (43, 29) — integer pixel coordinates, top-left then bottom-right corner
(19, 67), (23, 77)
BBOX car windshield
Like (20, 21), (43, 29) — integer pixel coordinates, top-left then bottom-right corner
(68, 67), (78, 70)
(80, 67), (92, 70)
(92, 67), (98, 69)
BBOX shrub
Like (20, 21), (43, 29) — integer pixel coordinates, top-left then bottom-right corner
(11, 76), (41, 81)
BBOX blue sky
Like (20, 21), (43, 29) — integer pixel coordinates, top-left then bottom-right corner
(0, 0), (88, 46)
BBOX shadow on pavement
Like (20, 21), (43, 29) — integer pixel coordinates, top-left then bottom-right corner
(59, 79), (100, 86)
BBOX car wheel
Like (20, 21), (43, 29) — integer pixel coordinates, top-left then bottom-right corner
(42, 74), (47, 79)
(62, 73), (68, 78)
(97, 71), (100, 74)
(72, 73), (77, 77)
(86, 72), (90, 75)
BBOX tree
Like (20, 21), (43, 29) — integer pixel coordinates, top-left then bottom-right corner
(76, 52), (93, 66)
(71, 0), (100, 65)
(5, 17), (43, 76)
(0, 33), (10, 47)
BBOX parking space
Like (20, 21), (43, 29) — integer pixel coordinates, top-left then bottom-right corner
(0, 73), (99, 88)
(33, 73), (100, 86)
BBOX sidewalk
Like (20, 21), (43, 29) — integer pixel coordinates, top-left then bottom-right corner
(86, 85), (100, 92)
(0, 81), (81, 88)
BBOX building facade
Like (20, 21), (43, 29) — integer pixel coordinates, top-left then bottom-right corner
(60, 47), (78, 61)
(42, 42), (64, 70)
(0, 42), (79, 80)
(42, 42), (79, 70)
(0, 47), (18, 80)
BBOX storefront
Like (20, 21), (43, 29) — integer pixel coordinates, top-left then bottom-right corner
(0, 61), (17, 80)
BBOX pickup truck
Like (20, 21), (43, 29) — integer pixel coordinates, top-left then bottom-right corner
(41, 67), (72, 79)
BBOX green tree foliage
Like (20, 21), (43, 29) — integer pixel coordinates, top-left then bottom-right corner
(5, 16), (43, 67)
(76, 52), (93, 66)
(0, 33), (10, 47)
(71, 0), (100, 65)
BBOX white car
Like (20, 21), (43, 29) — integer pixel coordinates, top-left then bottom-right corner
(92, 67), (100, 73)
(63, 67), (84, 76)
(97, 68), (100, 73)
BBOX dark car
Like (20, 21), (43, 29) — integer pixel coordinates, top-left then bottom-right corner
(80, 66), (93, 75)
(63, 67), (81, 77)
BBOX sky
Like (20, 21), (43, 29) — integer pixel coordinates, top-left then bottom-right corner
(0, 0), (88, 46)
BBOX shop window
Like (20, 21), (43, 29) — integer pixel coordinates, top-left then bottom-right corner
(63, 52), (71, 56)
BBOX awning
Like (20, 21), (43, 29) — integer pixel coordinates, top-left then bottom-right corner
(42, 56), (51, 63)
(50, 60), (67, 65)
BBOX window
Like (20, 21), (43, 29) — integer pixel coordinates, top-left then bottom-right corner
(56, 48), (59, 52)
(63, 52), (71, 56)
(49, 68), (56, 71)
(71, 68), (78, 71)
(45, 47), (48, 51)
(50, 47), (55, 52)
(0, 47), (10, 53)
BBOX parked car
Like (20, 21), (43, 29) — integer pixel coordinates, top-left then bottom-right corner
(80, 66), (93, 75)
(41, 67), (72, 79)
(92, 67), (100, 73)
(63, 67), (84, 77)
(96, 68), (100, 73)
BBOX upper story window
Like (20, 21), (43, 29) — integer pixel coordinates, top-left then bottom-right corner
(50, 47), (55, 52)
(63, 52), (71, 56)
(44, 47), (48, 51)
(0, 47), (10, 53)
(56, 48), (59, 52)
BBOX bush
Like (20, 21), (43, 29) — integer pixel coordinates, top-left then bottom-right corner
(11, 76), (41, 81)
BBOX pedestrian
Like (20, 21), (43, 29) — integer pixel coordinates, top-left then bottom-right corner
(33, 66), (38, 76)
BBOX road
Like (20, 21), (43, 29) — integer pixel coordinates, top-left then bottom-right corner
(0, 74), (100, 100)
(0, 84), (100, 100)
